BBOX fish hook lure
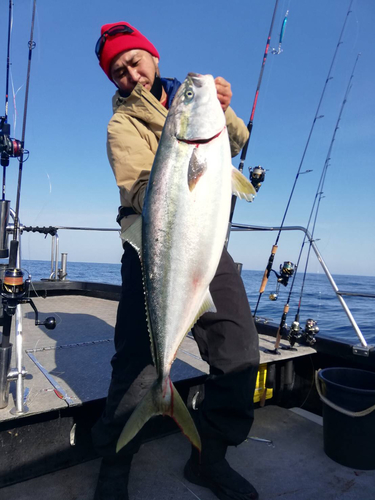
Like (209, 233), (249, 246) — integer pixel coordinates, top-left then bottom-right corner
(271, 10), (289, 55)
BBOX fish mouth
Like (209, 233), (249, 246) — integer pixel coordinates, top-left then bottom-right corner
(176, 128), (224, 145)
(187, 72), (204, 87)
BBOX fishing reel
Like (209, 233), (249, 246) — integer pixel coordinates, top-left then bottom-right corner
(248, 166), (266, 192)
(1, 267), (29, 315)
(1, 264), (56, 330)
(0, 117), (23, 167)
(302, 318), (319, 346)
(288, 320), (302, 347)
(287, 318), (319, 348)
(269, 261), (296, 301)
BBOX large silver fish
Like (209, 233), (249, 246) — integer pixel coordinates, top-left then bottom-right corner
(117, 73), (256, 453)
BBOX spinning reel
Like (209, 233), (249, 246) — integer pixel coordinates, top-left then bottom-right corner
(249, 165), (266, 192)
(287, 318), (319, 347)
(269, 261), (296, 301)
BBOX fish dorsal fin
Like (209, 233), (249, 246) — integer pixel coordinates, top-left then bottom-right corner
(120, 215), (142, 260)
(188, 289), (217, 333)
(188, 148), (207, 191)
(232, 167), (256, 202)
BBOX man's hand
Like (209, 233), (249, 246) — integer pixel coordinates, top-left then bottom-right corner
(215, 77), (232, 112)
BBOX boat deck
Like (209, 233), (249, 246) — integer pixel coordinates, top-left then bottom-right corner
(2, 404), (374, 499)
(2, 290), (373, 498)
(0, 294), (315, 423)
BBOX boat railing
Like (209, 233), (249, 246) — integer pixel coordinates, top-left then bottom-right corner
(231, 223), (372, 351)
(18, 225), (120, 280)
(17, 222), (372, 351)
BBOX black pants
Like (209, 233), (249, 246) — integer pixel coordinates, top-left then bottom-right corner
(92, 243), (259, 458)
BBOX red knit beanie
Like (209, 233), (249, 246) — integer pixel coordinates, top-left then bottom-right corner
(97, 22), (160, 80)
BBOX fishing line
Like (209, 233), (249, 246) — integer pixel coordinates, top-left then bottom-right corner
(3, 0), (12, 122)
(259, 46), (276, 109)
(10, 77), (23, 135)
(349, 0), (360, 54)
(8, 4), (24, 137)
(7, 1), (24, 135)
(273, 53), (360, 352)
(252, 0), (355, 317)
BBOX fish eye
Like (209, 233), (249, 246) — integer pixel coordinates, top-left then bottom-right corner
(185, 88), (194, 101)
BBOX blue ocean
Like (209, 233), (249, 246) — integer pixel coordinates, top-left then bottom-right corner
(22, 260), (375, 346)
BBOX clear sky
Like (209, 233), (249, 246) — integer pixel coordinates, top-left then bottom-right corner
(0, 0), (374, 276)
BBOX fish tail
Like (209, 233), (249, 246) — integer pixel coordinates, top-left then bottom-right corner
(116, 377), (201, 453)
(168, 379), (201, 452)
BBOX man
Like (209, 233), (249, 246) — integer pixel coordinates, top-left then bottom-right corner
(93, 21), (260, 500)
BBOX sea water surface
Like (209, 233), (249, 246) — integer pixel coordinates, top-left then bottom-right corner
(22, 260), (375, 346)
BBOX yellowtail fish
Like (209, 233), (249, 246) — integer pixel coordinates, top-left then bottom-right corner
(117, 73), (256, 453)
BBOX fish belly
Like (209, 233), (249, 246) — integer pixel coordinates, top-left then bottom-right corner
(143, 133), (232, 376)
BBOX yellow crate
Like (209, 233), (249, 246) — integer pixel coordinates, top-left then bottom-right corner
(253, 363), (273, 403)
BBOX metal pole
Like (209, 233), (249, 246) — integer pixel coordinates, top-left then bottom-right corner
(231, 223), (368, 347)
(10, 304), (28, 414)
(310, 239), (367, 347)
(55, 234), (59, 281)
(50, 235), (55, 279)
(60, 252), (68, 280)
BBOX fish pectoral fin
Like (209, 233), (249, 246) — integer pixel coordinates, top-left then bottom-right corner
(120, 215), (142, 259)
(188, 148), (207, 192)
(189, 290), (217, 331)
(198, 289), (217, 316)
(232, 167), (256, 202)
(169, 380), (201, 451)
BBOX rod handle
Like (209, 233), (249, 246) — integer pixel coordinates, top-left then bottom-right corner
(259, 245), (278, 293)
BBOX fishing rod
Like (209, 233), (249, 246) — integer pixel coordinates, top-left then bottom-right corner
(1, 0), (24, 204)
(0, 0), (23, 261)
(13, 0), (36, 242)
(252, 0), (354, 317)
(0, 1), (56, 416)
(2, 0), (13, 201)
(1, 0), (38, 347)
(281, 53), (361, 352)
(226, 0), (281, 238)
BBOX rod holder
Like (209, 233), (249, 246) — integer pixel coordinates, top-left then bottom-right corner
(0, 344), (12, 409)
(59, 252), (68, 280)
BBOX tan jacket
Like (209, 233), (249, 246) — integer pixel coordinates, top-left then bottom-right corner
(107, 82), (249, 233)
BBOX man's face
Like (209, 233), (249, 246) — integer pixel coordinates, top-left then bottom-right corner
(110, 49), (160, 94)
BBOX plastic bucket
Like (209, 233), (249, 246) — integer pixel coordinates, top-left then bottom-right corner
(317, 367), (375, 470)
